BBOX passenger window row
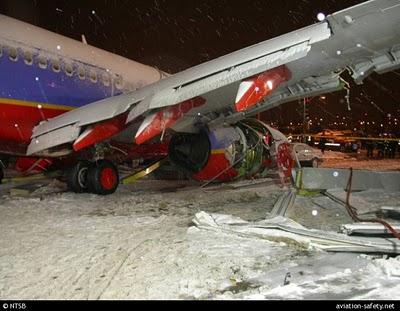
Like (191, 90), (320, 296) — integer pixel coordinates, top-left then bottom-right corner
(0, 44), (124, 89)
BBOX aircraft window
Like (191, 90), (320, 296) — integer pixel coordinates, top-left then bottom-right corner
(8, 47), (18, 61)
(89, 70), (97, 83)
(64, 63), (73, 76)
(52, 59), (61, 72)
(38, 55), (47, 69)
(23, 50), (33, 65)
(78, 66), (86, 80)
(102, 73), (111, 86)
(114, 75), (123, 90)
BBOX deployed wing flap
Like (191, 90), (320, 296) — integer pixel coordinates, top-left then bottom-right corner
(27, 124), (81, 156)
(350, 47), (400, 84)
(31, 92), (143, 138)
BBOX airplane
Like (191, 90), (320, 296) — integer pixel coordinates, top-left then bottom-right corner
(0, 12), (169, 187)
(0, 0), (399, 195)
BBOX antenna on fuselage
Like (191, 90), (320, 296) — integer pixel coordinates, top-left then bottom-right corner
(81, 34), (88, 45)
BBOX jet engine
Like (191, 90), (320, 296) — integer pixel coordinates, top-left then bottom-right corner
(168, 119), (293, 182)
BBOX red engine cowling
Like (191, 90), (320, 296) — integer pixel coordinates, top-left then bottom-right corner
(168, 119), (293, 182)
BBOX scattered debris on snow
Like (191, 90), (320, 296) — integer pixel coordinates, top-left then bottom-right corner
(0, 155), (399, 300)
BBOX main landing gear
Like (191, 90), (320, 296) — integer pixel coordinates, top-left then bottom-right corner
(66, 160), (119, 195)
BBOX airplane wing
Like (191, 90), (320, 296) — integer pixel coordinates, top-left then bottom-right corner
(27, 0), (400, 156)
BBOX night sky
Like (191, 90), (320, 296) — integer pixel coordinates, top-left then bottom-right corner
(1, 0), (399, 133)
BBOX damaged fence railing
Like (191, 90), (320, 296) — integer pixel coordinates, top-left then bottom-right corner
(192, 212), (400, 254)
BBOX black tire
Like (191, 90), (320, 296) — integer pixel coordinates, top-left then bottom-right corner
(311, 158), (319, 168)
(66, 161), (90, 193)
(87, 160), (119, 195)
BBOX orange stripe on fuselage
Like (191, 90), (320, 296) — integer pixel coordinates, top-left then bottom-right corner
(211, 149), (225, 155)
(0, 98), (75, 111)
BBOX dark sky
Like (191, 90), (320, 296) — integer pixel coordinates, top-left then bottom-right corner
(1, 0), (399, 131)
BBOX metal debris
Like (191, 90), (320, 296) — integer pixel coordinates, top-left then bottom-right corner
(193, 212), (400, 254)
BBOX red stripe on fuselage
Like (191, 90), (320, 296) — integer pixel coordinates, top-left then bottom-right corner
(0, 102), (70, 144)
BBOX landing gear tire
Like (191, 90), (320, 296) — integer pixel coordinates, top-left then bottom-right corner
(311, 158), (319, 168)
(87, 160), (119, 195)
(66, 161), (90, 193)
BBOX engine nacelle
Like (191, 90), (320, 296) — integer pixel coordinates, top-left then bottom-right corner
(168, 119), (293, 182)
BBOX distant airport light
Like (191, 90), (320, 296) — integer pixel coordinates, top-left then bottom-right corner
(37, 104), (42, 109)
(317, 13), (326, 21)
(92, 10), (96, 15)
(325, 143), (341, 147)
(312, 210), (318, 216)
(56, 45), (61, 50)
(35, 77), (39, 81)
(14, 123), (18, 127)
(266, 80), (273, 89)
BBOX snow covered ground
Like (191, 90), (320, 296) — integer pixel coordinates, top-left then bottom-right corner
(0, 153), (399, 300)
(320, 150), (400, 171)
(0, 180), (282, 299)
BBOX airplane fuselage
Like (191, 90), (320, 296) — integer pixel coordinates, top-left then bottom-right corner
(0, 14), (163, 155)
